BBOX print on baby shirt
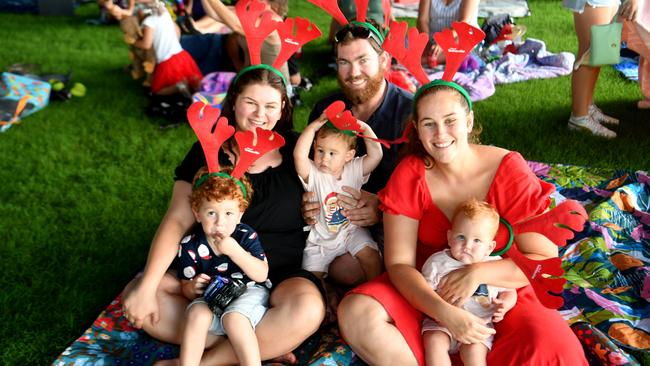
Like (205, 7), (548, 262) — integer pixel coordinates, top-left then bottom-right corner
(324, 192), (349, 233)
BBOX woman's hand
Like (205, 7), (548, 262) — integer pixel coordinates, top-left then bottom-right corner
(122, 278), (160, 329)
(338, 187), (380, 227)
(443, 305), (496, 344)
(619, 0), (638, 21)
(437, 264), (481, 306)
(301, 191), (320, 225)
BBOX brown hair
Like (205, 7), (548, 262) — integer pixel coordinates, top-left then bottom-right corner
(267, 0), (288, 18)
(220, 68), (293, 136)
(400, 85), (482, 169)
(315, 124), (357, 150)
(450, 198), (500, 238)
(190, 166), (254, 212)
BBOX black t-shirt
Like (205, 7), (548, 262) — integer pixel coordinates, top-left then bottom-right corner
(174, 133), (307, 286)
(308, 81), (413, 194)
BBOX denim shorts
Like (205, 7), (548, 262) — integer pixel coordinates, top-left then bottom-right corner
(563, 0), (620, 13)
(188, 285), (269, 336)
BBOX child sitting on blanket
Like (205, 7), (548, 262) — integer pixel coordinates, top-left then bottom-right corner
(293, 115), (383, 285)
(422, 198), (517, 366)
(127, 0), (203, 95)
(158, 166), (269, 366)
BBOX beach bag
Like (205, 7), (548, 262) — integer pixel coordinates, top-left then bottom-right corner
(574, 15), (622, 69)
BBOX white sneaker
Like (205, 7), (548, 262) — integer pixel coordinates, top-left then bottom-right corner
(589, 104), (619, 126)
(568, 115), (617, 139)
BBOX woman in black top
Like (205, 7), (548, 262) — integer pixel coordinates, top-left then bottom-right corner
(122, 67), (325, 364)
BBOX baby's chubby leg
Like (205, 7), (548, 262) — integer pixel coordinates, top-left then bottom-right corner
(459, 342), (489, 366)
(423, 330), (452, 366)
(355, 246), (382, 281)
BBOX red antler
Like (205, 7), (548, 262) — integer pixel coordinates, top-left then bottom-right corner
(273, 17), (322, 69)
(491, 200), (588, 309)
(308, 0), (348, 26)
(382, 0), (391, 28)
(433, 22), (485, 81)
(232, 128), (286, 178)
(383, 21), (430, 85)
(354, 0), (368, 22)
(507, 247), (567, 309)
(187, 102), (235, 173)
(236, 0), (280, 65)
(325, 100), (362, 133)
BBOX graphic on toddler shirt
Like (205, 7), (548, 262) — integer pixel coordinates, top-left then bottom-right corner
(324, 192), (349, 233)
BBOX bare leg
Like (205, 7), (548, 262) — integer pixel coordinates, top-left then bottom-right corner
(571, 5), (619, 117)
(199, 277), (325, 365)
(180, 304), (213, 366)
(423, 330), (452, 366)
(459, 342), (489, 366)
(222, 312), (261, 366)
(355, 247), (383, 281)
(328, 253), (365, 286)
(338, 294), (418, 366)
(135, 273), (187, 344)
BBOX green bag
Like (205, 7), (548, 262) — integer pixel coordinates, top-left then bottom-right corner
(589, 21), (622, 66)
(573, 16), (622, 69)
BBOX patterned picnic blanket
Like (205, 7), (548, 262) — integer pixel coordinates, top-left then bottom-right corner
(54, 162), (650, 365)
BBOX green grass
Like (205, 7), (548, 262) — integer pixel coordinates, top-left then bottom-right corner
(0, 0), (648, 364)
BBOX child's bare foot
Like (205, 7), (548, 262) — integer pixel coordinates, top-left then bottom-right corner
(638, 99), (650, 109)
(268, 351), (298, 365)
(153, 358), (179, 366)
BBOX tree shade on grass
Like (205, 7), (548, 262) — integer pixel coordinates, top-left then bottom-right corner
(0, 0), (648, 364)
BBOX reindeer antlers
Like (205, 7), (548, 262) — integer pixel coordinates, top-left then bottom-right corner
(493, 200), (589, 309)
(324, 100), (362, 133)
(383, 21), (430, 85)
(232, 128), (286, 178)
(308, 0), (348, 25)
(273, 17), (322, 69)
(187, 102), (235, 173)
(433, 22), (485, 81)
(236, 0), (280, 65)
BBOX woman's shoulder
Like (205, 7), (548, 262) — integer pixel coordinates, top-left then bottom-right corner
(472, 145), (525, 171)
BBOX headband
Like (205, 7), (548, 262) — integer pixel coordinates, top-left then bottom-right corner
(414, 79), (473, 111)
(193, 172), (249, 199)
(348, 20), (385, 43)
(233, 64), (288, 87)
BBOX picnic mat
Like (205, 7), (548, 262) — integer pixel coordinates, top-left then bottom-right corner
(391, 0), (530, 19)
(54, 162), (650, 365)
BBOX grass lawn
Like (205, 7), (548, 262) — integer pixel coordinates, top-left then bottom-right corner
(0, 0), (648, 364)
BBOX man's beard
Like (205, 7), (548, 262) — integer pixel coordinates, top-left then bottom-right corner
(339, 70), (384, 105)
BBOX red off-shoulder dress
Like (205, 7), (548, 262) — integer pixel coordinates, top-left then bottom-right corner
(349, 152), (587, 366)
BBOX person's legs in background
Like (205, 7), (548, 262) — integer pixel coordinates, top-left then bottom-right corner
(569, 3), (619, 138)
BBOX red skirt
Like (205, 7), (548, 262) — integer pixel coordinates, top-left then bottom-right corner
(151, 50), (203, 94)
(349, 273), (588, 366)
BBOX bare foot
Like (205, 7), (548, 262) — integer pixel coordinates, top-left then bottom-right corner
(638, 99), (650, 109)
(153, 358), (179, 366)
(268, 351), (298, 365)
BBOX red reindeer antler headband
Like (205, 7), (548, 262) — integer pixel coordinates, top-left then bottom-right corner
(234, 0), (321, 86)
(187, 101), (285, 198)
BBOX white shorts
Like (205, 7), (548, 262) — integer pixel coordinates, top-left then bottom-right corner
(302, 226), (378, 273)
(562, 0), (619, 13)
(187, 285), (269, 336)
(422, 317), (494, 353)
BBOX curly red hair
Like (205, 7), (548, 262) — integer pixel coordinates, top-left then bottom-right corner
(190, 166), (253, 212)
(450, 198), (500, 238)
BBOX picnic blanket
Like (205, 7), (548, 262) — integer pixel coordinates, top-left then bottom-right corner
(391, 0), (530, 19)
(54, 161), (650, 365)
(396, 38), (574, 102)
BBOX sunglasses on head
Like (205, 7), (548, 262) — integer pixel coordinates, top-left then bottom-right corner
(334, 23), (383, 45)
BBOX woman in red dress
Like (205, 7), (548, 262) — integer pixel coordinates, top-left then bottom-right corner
(337, 82), (588, 365)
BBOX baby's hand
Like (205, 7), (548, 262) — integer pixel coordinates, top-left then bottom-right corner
(213, 236), (239, 256)
(491, 292), (517, 323)
(191, 273), (212, 296)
